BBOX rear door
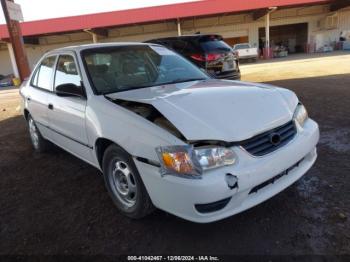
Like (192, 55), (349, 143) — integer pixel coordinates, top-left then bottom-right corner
(47, 53), (93, 163)
(27, 55), (57, 138)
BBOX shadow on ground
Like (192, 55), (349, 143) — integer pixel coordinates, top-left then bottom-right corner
(0, 74), (349, 255)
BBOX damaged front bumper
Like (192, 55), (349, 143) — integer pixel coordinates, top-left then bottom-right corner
(134, 119), (319, 223)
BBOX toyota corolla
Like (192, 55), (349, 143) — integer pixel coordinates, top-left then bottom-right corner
(20, 43), (319, 223)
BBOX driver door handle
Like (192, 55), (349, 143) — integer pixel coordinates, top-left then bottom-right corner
(48, 104), (54, 110)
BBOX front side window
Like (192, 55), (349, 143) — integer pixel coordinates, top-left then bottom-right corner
(82, 45), (209, 94)
(32, 56), (56, 91)
(54, 55), (81, 88)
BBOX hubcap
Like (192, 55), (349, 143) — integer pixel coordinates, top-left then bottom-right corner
(110, 160), (137, 207)
(29, 118), (39, 149)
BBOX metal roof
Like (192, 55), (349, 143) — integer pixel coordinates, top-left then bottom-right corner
(0, 0), (330, 39)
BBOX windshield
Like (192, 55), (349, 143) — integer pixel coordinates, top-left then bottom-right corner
(82, 45), (209, 94)
(234, 44), (250, 49)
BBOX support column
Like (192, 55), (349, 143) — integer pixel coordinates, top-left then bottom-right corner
(7, 43), (19, 78)
(263, 7), (277, 59)
(92, 33), (98, 43)
(265, 12), (270, 50)
(177, 18), (182, 36)
(84, 29), (108, 43)
(264, 12), (271, 59)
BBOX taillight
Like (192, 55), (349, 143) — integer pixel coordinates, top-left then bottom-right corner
(190, 53), (222, 62)
(206, 53), (222, 61)
(190, 54), (206, 61)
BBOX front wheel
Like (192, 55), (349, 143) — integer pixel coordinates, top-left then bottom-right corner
(102, 144), (155, 219)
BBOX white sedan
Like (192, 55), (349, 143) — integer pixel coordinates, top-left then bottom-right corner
(20, 43), (319, 223)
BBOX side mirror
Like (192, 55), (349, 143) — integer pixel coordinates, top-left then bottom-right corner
(56, 83), (85, 98)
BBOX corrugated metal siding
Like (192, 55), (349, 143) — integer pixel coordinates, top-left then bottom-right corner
(0, 49), (11, 75)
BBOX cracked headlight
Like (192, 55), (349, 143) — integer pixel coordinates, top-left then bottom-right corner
(156, 145), (236, 178)
(293, 104), (308, 127)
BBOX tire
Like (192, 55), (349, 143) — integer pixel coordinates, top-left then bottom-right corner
(102, 144), (155, 219)
(27, 114), (51, 153)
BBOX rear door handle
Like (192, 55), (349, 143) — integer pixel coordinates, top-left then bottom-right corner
(48, 104), (54, 110)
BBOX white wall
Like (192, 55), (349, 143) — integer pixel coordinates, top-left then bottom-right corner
(310, 7), (350, 49)
(0, 47), (12, 75)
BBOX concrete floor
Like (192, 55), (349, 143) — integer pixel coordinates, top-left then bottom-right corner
(240, 51), (350, 82)
(0, 51), (349, 257)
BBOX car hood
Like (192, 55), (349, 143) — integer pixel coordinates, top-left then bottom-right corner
(106, 79), (298, 142)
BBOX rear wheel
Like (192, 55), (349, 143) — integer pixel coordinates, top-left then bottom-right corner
(102, 144), (155, 219)
(27, 114), (50, 153)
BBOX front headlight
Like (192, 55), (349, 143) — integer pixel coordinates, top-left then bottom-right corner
(293, 104), (308, 127)
(156, 145), (236, 178)
(194, 147), (236, 170)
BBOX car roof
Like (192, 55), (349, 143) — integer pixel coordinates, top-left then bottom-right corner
(46, 42), (160, 54)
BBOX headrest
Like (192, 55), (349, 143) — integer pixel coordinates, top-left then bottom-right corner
(122, 61), (140, 75)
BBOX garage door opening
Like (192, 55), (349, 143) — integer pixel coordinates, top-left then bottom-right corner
(224, 36), (249, 47)
(259, 23), (308, 54)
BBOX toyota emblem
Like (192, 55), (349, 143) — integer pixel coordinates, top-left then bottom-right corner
(269, 133), (281, 146)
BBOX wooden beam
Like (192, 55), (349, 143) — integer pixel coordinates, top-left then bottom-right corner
(330, 0), (350, 12)
(84, 28), (108, 37)
(0, 37), (10, 43)
(252, 8), (269, 20)
(24, 36), (39, 45)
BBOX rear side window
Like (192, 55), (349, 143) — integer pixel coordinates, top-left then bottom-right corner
(200, 39), (232, 52)
(54, 55), (81, 88)
(32, 56), (56, 91)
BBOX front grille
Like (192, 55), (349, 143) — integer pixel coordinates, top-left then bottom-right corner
(240, 120), (297, 156)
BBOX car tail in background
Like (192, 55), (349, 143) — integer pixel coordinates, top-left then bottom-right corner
(233, 43), (259, 62)
(145, 34), (241, 80)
